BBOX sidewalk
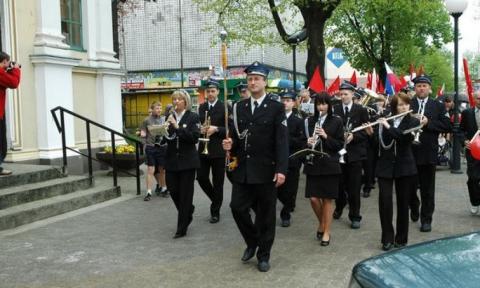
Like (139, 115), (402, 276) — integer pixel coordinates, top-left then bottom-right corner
(0, 165), (479, 288)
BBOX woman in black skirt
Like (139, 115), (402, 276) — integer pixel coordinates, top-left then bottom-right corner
(165, 89), (201, 239)
(303, 92), (344, 246)
(366, 92), (419, 251)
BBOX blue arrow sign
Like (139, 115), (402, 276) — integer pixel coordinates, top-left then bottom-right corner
(327, 48), (346, 68)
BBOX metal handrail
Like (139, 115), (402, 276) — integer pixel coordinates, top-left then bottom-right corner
(51, 106), (143, 195)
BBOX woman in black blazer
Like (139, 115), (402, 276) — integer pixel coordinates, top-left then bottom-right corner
(367, 92), (419, 251)
(165, 89), (201, 239)
(303, 92), (344, 246)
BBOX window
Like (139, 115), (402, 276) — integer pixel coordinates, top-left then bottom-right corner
(60, 0), (83, 50)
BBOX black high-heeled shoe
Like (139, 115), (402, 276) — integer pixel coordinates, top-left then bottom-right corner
(320, 235), (330, 246)
(316, 231), (324, 240)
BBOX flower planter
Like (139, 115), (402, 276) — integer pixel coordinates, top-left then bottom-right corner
(96, 152), (145, 176)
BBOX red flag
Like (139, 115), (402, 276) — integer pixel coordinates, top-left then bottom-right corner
(417, 64), (425, 77)
(308, 66), (325, 93)
(377, 76), (385, 94)
(327, 76), (341, 96)
(436, 83), (445, 98)
(464, 58), (475, 107)
(409, 63), (416, 80)
(398, 74), (408, 90)
(350, 71), (357, 86)
(366, 72), (372, 89)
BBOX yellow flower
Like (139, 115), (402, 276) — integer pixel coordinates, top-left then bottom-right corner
(104, 144), (136, 154)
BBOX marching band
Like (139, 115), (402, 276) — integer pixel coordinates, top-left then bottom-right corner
(138, 60), (470, 273)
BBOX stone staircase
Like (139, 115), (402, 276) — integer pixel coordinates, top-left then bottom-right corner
(0, 163), (121, 231)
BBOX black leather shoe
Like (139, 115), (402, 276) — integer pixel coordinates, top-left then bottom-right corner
(320, 235), (330, 246)
(173, 231), (186, 239)
(155, 186), (161, 196)
(410, 210), (419, 222)
(241, 247), (256, 262)
(281, 219), (290, 227)
(209, 215), (220, 224)
(420, 223), (432, 232)
(316, 231), (324, 240)
(351, 220), (361, 229)
(382, 243), (393, 251)
(160, 189), (170, 198)
(257, 260), (270, 272)
(333, 209), (342, 220)
(394, 242), (406, 248)
(143, 194), (151, 201)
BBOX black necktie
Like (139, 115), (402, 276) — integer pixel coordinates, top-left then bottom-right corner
(208, 104), (213, 111)
(253, 101), (258, 115)
(419, 100), (425, 114)
(344, 106), (349, 117)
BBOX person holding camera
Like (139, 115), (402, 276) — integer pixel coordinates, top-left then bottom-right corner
(0, 52), (21, 176)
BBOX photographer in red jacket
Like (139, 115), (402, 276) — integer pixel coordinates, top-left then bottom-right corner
(0, 52), (21, 175)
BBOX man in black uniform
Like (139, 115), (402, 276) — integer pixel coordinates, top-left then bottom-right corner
(197, 80), (228, 223)
(278, 90), (306, 227)
(409, 75), (452, 232)
(461, 91), (480, 215)
(236, 82), (250, 100)
(333, 81), (369, 229)
(222, 61), (288, 272)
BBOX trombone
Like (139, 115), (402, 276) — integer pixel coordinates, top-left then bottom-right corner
(198, 110), (211, 155)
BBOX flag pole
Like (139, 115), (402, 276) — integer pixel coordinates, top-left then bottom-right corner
(220, 30), (232, 169)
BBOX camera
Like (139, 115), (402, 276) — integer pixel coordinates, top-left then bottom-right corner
(6, 61), (21, 71)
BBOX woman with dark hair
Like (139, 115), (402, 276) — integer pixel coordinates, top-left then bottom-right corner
(165, 90), (201, 239)
(366, 92), (419, 251)
(303, 92), (344, 246)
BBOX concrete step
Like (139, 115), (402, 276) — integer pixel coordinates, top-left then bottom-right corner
(0, 176), (93, 210)
(0, 163), (63, 189)
(0, 185), (121, 231)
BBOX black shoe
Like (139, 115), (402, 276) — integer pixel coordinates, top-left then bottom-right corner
(241, 247), (256, 262)
(320, 235), (330, 246)
(333, 209), (342, 220)
(410, 210), (419, 222)
(160, 189), (170, 198)
(209, 215), (220, 224)
(420, 223), (432, 232)
(155, 186), (161, 196)
(257, 260), (270, 272)
(143, 194), (152, 201)
(394, 242), (406, 248)
(363, 190), (370, 198)
(281, 219), (290, 227)
(351, 220), (361, 229)
(173, 231), (186, 239)
(382, 243), (393, 251)
(316, 231), (324, 240)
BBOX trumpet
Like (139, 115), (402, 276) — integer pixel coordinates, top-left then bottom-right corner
(350, 110), (413, 133)
(199, 110), (211, 155)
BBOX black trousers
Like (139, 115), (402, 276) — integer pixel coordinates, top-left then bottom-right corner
(0, 117), (6, 167)
(378, 176), (416, 245)
(409, 164), (436, 224)
(197, 157), (225, 216)
(336, 161), (363, 221)
(362, 145), (377, 191)
(230, 182), (277, 261)
(166, 169), (196, 234)
(277, 164), (301, 220)
(467, 178), (480, 206)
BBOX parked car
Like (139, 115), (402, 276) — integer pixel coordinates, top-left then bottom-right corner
(349, 231), (480, 287)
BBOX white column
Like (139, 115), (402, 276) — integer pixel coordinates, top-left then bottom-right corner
(31, 0), (80, 159)
(33, 0), (70, 55)
(96, 69), (124, 142)
(31, 57), (79, 159)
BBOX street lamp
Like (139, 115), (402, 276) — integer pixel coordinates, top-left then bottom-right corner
(286, 29), (307, 92)
(445, 0), (468, 174)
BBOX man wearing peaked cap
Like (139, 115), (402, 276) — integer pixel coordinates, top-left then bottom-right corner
(222, 61), (288, 272)
(236, 82), (250, 100)
(277, 90), (306, 228)
(409, 74), (452, 232)
(339, 80), (357, 91)
(197, 78), (228, 224)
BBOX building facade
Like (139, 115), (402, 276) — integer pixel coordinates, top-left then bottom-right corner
(0, 0), (122, 168)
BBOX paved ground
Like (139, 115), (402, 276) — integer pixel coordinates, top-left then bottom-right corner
(1, 164), (480, 288)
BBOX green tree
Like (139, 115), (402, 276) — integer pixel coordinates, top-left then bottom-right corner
(325, 0), (453, 84)
(193, 0), (341, 81)
(464, 51), (480, 81)
(414, 47), (454, 93)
